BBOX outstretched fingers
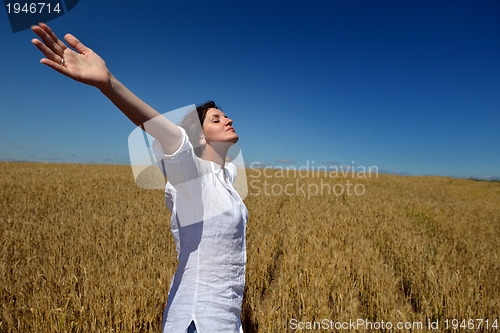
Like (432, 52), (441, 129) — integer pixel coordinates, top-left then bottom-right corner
(31, 37), (64, 67)
(31, 23), (66, 58)
(31, 38), (68, 73)
(39, 22), (67, 51)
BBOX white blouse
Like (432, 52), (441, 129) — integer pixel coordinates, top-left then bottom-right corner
(152, 127), (248, 333)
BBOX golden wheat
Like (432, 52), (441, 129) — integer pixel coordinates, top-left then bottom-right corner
(1, 162), (499, 332)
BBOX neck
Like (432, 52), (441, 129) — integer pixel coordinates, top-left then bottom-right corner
(200, 142), (232, 167)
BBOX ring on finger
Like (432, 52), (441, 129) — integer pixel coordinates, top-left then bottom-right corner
(60, 58), (65, 66)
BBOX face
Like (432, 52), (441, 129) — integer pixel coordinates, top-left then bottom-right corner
(202, 108), (239, 144)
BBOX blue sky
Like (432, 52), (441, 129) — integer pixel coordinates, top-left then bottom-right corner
(1, 0), (499, 178)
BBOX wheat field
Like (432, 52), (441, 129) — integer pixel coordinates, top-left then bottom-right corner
(1, 161), (499, 332)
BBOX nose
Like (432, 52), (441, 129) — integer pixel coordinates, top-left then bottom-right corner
(226, 117), (233, 126)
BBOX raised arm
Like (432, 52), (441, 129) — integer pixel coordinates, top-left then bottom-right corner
(31, 23), (182, 154)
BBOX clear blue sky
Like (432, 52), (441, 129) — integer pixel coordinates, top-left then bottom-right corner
(1, 0), (499, 178)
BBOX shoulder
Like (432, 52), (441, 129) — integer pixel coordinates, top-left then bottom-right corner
(152, 126), (190, 158)
(152, 126), (199, 178)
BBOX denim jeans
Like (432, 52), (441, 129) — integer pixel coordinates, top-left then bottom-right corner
(186, 320), (197, 333)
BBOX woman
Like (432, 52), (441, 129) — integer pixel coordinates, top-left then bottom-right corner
(31, 23), (248, 333)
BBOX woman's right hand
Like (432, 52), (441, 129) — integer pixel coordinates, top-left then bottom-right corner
(31, 22), (110, 90)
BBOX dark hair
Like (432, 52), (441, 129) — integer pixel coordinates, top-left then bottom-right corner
(180, 100), (221, 157)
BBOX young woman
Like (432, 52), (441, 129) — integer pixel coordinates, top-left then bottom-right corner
(31, 23), (248, 333)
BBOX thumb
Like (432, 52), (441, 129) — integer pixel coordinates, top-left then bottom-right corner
(64, 34), (89, 54)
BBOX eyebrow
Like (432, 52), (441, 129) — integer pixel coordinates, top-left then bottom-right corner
(209, 114), (227, 119)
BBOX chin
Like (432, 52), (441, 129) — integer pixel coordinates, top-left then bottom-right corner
(230, 134), (239, 143)
(225, 132), (239, 144)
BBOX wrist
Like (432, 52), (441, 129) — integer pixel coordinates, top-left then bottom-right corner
(98, 72), (114, 95)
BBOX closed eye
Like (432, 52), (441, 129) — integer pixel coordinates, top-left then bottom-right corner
(209, 113), (229, 122)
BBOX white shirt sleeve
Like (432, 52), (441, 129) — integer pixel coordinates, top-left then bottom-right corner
(151, 126), (195, 181)
(152, 126), (205, 226)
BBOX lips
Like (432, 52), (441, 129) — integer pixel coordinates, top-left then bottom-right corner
(227, 127), (235, 132)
